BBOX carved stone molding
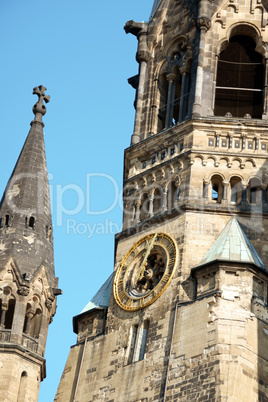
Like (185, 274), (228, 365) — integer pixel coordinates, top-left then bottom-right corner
(196, 17), (211, 32)
(17, 286), (30, 296)
(166, 72), (177, 83)
(136, 50), (150, 63)
(45, 299), (53, 311)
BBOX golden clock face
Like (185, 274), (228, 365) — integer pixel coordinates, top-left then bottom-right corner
(113, 233), (177, 311)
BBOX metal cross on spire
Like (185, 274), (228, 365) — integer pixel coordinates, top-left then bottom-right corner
(32, 85), (50, 123)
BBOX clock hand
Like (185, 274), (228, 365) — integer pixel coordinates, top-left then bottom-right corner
(136, 233), (157, 282)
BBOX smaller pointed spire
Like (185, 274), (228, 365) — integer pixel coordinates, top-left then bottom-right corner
(197, 218), (267, 271)
(0, 86), (56, 287)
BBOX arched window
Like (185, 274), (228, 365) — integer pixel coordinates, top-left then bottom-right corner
(23, 304), (42, 338)
(215, 31), (264, 118)
(17, 371), (28, 402)
(153, 188), (162, 215)
(23, 303), (32, 334)
(230, 177), (242, 204)
(167, 181), (179, 211)
(140, 193), (150, 221)
(30, 308), (42, 338)
(249, 178), (262, 204)
(211, 175), (223, 203)
(159, 52), (191, 130)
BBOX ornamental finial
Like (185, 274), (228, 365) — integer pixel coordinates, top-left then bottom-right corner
(32, 85), (50, 123)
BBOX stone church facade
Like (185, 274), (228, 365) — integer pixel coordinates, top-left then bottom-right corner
(1, 0), (268, 400)
(55, 0), (268, 401)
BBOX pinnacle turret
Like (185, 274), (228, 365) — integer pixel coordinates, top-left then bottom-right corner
(0, 86), (55, 287)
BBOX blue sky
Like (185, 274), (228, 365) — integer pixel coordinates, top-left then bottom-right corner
(0, 1), (153, 400)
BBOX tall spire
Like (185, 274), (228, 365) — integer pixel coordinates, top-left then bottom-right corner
(0, 85), (55, 287)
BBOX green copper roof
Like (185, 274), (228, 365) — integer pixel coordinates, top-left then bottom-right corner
(79, 273), (114, 315)
(197, 218), (267, 271)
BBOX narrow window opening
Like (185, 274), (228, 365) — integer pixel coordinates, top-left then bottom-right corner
(212, 185), (219, 201)
(127, 324), (138, 364)
(167, 182), (179, 211)
(17, 371), (28, 402)
(230, 177), (242, 204)
(4, 298), (15, 330)
(30, 308), (42, 338)
(250, 187), (257, 204)
(5, 215), (9, 227)
(29, 216), (35, 228)
(23, 303), (32, 334)
(211, 175), (223, 203)
(249, 178), (262, 204)
(138, 320), (149, 361)
(153, 189), (162, 215)
(231, 186), (237, 203)
(46, 225), (52, 241)
(132, 320), (149, 363)
(140, 194), (150, 221)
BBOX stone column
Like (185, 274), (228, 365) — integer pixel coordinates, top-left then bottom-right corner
(124, 21), (150, 144)
(0, 305), (7, 328)
(255, 135), (259, 151)
(212, 55), (219, 112)
(222, 180), (229, 206)
(241, 182), (248, 208)
(215, 133), (220, 148)
(228, 133), (233, 149)
(192, 17), (211, 117)
(148, 193), (154, 218)
(162, 188), (168, 213)
(203, 179), (210, 201)
(242, 134), (246, 150)
(132, 46), (150, 144)
(24, 310), (34, 335)
(148, 77), (159, 135)
(134, 200), (141, 222)
(262, 184), (267, 203)
(179, 71), (187, 123)
(165, 73), (177, 128)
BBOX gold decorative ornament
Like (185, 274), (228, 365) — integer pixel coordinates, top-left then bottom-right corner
(113, 233), (177, 311)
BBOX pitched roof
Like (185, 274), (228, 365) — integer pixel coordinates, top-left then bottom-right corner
(197, 217), (267, 271)
(79, 273), (114, 315)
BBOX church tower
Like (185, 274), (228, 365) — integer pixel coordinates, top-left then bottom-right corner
(56, 0), (268, 400)
(0, 86), (60, 401)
